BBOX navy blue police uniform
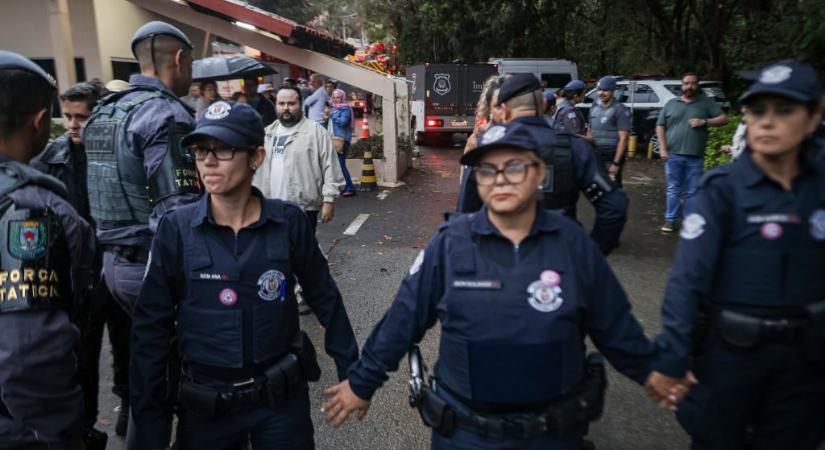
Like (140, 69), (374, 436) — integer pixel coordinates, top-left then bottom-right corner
(130, 101), (359, 450)
(0, 50), (96, 450)
(553, 80), (587, 135)
(654, 62), (825, 450)
(31, 96), (130, 443)
(349, 122), (655, 450)
(589, 76), (632, 187)
(458, 75), (628, 255)
(83, 21), (200, 315)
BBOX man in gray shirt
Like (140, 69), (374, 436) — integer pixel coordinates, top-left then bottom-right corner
(656, 73), (728, 232)
(303, 73), (330, 124)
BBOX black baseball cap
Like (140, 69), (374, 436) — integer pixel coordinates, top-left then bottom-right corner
(182, 101), (264, 148)
(496, 73), (542, 105)
(740, 61), (822, 105)
(460, 122), (540, 166)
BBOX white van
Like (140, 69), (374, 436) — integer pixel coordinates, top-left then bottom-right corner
(488, 58), (579, 92)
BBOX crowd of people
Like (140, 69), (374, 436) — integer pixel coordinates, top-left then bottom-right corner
(0, 17), (823, 450)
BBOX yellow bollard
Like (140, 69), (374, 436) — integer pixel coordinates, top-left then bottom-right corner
(628, 133), (638, 158)
(647, 141), (654, 159)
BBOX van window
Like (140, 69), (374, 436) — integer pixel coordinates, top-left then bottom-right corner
(623, 83), (659, 103)
(541, 73), (573, 90)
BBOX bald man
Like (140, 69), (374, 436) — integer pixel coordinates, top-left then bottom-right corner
(82, 21), (201, 438)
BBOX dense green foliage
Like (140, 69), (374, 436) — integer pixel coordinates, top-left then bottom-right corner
(704, 114), (739, 171)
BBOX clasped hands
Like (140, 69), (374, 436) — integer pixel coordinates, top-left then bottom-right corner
(644, 371), (698, 411)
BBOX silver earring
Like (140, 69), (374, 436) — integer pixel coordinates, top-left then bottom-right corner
(250, 164), (258, 172)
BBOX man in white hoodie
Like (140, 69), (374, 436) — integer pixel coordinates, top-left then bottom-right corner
(253, 85), (343, 232)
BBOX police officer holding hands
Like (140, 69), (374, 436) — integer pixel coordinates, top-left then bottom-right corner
(648, 61), (825, 449)
(466, 73), (628, 254)
(130, 100), (359, 450)
(82, 21), (200, 434)
(587, 76), (632, 186)
(323, 121), (685, 449)
(0, 51), (96, 450)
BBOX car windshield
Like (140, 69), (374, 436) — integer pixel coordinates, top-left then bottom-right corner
(701, 82), (727, 101)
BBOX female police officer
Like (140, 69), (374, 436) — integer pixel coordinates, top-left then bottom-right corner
(129, 101), (359, 450)
(649, 61), (825, 449)
(323, 121), (679, 449)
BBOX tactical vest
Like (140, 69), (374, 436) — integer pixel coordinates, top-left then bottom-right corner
(173, 200), (296, 368)
(589, 102), (620, 148)
(540, 132), (579, 215)
(435, 215), (585, 404)
(84, 87), (197, 230)
(0, 162), (72, 314)
(709, 171), (825, 309)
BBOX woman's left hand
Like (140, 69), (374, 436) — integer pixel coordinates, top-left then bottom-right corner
(322, 380), (371, 427)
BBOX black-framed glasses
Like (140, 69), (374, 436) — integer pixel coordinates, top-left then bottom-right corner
(474, 160), (538, 186)
(188, 144), (244, 161)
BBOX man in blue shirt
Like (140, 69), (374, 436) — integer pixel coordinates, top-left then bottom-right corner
(303, 73), (330, 124)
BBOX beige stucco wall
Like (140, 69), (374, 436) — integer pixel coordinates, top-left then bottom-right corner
(0, 0), (210, 84)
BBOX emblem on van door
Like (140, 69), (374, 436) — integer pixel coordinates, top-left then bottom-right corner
(433, 74), (451, 96)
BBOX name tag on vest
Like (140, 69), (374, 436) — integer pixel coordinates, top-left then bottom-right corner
(190, 272), (239, 281)
(452, 280), (502, 290)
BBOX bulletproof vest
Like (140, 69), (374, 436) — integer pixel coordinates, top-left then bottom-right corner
(0, 162), (72, 314)
(434, 214), (585, 404)
(709, 171), (825, 309)
(31, 133), (91, 223)
(84, 87), (198, 231)
(540, 132), (579, 215)
(589, 102), (620, 148)
(173, 200), (297, 368)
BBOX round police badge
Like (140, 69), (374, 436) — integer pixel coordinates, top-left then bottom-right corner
(219, 288), (238, 306)
(257, 270), (286, 301)
(759, 65), (792, 84)
(481, 125), (506, 144)
(760, 222), (783, 240)
(680, 213), (706, 240)
(809, 209), (825, 240)
(600, 116), (608, 124)
(527, 279), (563, 313)
(540, 270), (561, 287)
(205, 101), (232, 120)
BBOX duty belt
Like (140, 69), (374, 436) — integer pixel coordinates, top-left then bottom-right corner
(104, 244), (150, 264)
(178, 353), (303, 418)
(407, 346), (607, 439)
(713, 308), (807, 348)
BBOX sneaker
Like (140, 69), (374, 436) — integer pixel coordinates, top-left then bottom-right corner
(660, 220), (675, 233)
(341, 191), (356, 197)
(115, 400), (129, 437)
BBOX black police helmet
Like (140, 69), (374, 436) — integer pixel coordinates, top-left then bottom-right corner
(131, 21), (193, 58)
(0, 50), (56, 89)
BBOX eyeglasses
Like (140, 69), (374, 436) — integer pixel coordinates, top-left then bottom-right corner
(188, 144), (245, 161)
(474, 160), (538, 186)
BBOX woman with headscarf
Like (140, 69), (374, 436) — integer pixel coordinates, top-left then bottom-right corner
(330, 88), (357, 196)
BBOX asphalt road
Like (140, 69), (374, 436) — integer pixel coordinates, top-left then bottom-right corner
(94, 143), (823, 449)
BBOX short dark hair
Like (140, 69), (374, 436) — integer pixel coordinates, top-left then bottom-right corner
(276, 85), (302, 103)
(682, 72), (700, 81)
(0, 69), (56, 138)
(59, 79), (105, 111)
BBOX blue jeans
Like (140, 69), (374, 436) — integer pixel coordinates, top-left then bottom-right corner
(338, 141), (356, 193)
(664, 153), (704, 221)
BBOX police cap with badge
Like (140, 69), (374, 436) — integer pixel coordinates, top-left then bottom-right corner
(182, 101), (265, 149)
(739, 60), (822, 105)
(460, 121), (540, 166)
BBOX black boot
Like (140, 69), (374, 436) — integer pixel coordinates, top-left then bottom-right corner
(115, 399), (129, 437)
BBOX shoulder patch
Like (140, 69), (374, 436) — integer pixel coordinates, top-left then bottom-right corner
(680, 213), (706, 240)
(8, 219), (49, 259)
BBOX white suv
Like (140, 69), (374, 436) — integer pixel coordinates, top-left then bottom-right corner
(577, 79), (730, 156)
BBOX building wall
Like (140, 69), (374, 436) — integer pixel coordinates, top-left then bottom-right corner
(0, 0), (211, 84)
(0, 0), (104, 81)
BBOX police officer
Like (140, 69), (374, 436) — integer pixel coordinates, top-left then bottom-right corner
(586, 76), (631, 187)
(553, 79), (588, 136)
(459, 73), (628, 255)
(83, 21), (200, 434)
(322, 121), (671, 449)
(0, 50), (96, 449)
(544, 90), (557, 117)
(130, 101), (359, 450)
(649, 61), (825, 449)
(31, 80), (122, 445)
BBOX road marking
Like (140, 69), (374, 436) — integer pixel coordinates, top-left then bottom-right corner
(377, 190), (390, 200)
(343, 213), (370, 235)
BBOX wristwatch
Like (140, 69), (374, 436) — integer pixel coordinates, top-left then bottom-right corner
(611, 160), (622, 166)
(702, 119), (708, 126)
